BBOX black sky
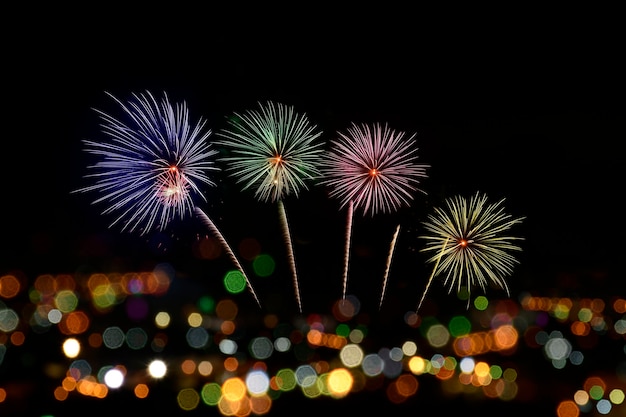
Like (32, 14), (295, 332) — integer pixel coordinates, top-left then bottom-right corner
(5, 10), (622, 286)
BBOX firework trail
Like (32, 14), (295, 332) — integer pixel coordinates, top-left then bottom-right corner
(319, 122), (429, 304)
(379, 224), (400, 310)
(195, 207), (260, 307)
(416, 237), (449, 312)
(74, 90), (260, 307)
(417, 192), (525, 310)
(277, 199), (300, 310)
(341, 201), (354, 300)
(216, 101), (324, 313)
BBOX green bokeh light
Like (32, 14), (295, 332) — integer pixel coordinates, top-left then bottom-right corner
(223, 271), (246, 294)
(336, 323), (350, 338)
(474, 296), (489, 310)
(456, 287), (469, 302)
(275, 368), (297, 391)
(200, 382), (222, 405)
(448, 315), (472, 337)
(590, 385), (605, 400)
(490, 364), (503, 379)
(197, 295), (215, 314)
(253, 254), (275, 277)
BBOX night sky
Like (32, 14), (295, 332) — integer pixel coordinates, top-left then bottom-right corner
(2, 8), (624, 416)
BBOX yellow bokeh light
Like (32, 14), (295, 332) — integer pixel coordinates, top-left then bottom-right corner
(326, 368), (353, 398)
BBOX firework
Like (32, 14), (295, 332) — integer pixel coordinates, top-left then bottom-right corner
(417, 192), (525, 311)
(319, 122), (429, 304)
(215, 101), (325, 312)
(74, 90), (260, 306)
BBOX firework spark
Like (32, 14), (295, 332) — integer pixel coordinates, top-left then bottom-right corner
(417, 192), (525, 311)
(216, 101), (325, 312)
(319, 122), (429, 303)
(74, 90), (260, 306)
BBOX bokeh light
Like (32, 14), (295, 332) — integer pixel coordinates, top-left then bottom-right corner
(0, 265), (623, 416)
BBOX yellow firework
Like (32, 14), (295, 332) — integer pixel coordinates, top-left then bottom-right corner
(417, 192), (525, 310)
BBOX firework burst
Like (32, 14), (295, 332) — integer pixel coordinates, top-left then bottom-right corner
(74, 90), (260, 306)
(319, 122), (429, 305)
(417, 192), (525, 311)
(75, 91), (217, 234)
(216, 101), (325, 312)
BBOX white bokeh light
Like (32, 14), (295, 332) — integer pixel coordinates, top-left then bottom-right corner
(104, 368), (124, 389)
(148, 359), (167, 378)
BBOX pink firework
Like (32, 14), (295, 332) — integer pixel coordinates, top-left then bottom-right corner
(320, 122), (429, 305)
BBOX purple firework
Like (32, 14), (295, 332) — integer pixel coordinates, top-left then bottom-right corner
(319, 122), (429, 304)
(76, 91), (217, 234)
(74, 90), (261, 306)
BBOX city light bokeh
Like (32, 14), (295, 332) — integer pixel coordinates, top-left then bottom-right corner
(1, 258), (624, 416)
